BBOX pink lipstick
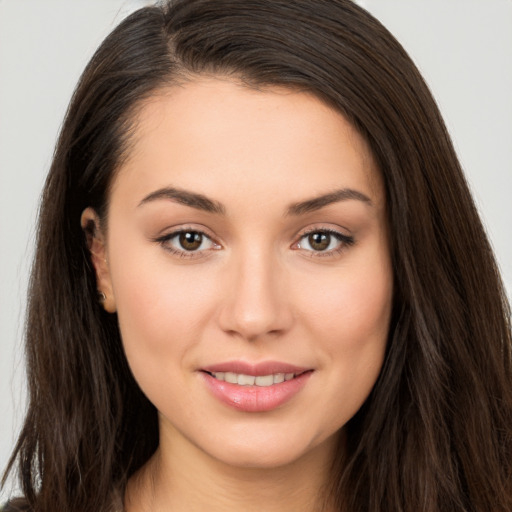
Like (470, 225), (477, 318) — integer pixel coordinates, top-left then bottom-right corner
(200, 361), (313, 412)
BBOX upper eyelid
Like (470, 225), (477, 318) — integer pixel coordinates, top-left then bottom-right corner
(294, 224), (352, 240)
(297, 230), (352, 244)
(298, 227), (346, 237)
(156, 225), (218, 242)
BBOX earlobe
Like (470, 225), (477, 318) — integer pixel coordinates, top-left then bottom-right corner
(80, 207), (117, 313)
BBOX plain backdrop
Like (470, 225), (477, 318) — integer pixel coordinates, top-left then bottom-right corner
(1, 0), (511, 500)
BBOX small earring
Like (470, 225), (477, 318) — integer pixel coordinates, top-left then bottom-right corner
(98, 291), (106, 304)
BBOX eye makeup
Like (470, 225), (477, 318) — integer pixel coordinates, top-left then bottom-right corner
(152, 224), (355, 261)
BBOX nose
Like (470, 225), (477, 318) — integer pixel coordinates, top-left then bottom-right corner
(217, 247), (293, 342)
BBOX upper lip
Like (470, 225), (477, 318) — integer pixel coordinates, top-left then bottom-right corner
(201, 361), (311, 376)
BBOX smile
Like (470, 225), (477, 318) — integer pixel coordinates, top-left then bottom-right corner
(200, 363), (313, 412)
(207, 372), (297, 386)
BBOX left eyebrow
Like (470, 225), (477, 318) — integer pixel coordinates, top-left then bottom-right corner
(286, 188), (373, 216)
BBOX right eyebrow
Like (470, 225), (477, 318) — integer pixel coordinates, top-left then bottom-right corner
(137, 186), (226, 215)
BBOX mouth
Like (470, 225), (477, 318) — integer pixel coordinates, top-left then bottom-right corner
(199, 362), (314, 412)
(202, 370), (309, 387)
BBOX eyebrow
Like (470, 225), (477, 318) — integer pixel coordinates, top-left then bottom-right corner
(286, 188), (373, 216)
(138, 187), (226, 215)
(138, 186), (372, 216)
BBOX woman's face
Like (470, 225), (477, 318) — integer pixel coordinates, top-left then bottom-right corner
(89, 78), (393, 469)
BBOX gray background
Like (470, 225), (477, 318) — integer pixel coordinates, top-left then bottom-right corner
(1, 0), (511, 499)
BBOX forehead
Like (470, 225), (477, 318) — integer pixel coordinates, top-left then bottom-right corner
(112, 77), (384, 210)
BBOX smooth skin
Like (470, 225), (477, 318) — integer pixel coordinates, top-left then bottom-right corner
(82, 77), (393, 512)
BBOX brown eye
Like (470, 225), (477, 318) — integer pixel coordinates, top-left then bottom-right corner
(179, 231), (203, 251)
(157, 229), (219, 257)
(308, 232), (331, 251)
(296, 229), (354, 255)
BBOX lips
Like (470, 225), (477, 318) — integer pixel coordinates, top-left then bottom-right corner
(199, 361), (313, 412)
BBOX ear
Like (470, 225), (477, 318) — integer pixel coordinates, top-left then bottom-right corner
(80, 207), (117, 313)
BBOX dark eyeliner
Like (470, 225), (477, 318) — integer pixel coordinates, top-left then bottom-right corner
(153, 228), (218, 259)
(296, 227), (355, 257)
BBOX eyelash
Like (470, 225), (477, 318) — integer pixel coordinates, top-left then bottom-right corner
(154, 227), (355, 259)
(154, 228), (220, 259)
(294, 228), (355, 257)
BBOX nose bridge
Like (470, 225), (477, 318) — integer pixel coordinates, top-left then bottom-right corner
(219, 242), (291, 341)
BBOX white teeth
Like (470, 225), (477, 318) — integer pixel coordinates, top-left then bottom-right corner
(224, 372), (238, 384)
(237, 374), (256, 386)
(211, 371), (296, 386)
(255, 374), (273, 386)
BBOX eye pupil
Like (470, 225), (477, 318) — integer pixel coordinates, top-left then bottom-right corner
(309, 232), (330, 251)
(179, 231), (202, 250)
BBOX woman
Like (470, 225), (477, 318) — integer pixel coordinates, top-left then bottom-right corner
(2, 0), (512, 511)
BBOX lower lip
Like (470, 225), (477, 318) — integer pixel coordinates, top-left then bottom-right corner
(201, 371), (313, 412)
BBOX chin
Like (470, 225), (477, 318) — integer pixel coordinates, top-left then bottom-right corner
(198, 425), (339, 470)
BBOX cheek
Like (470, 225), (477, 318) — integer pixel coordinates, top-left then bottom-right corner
(302, 254), (392, 353)
(296, 245), (393, 420)
(107, 241), (219, 380)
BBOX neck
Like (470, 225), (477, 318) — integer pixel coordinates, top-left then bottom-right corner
(125, 425), (339, 512)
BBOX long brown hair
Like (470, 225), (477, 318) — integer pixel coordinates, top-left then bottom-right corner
(3, 1), (512, 511)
